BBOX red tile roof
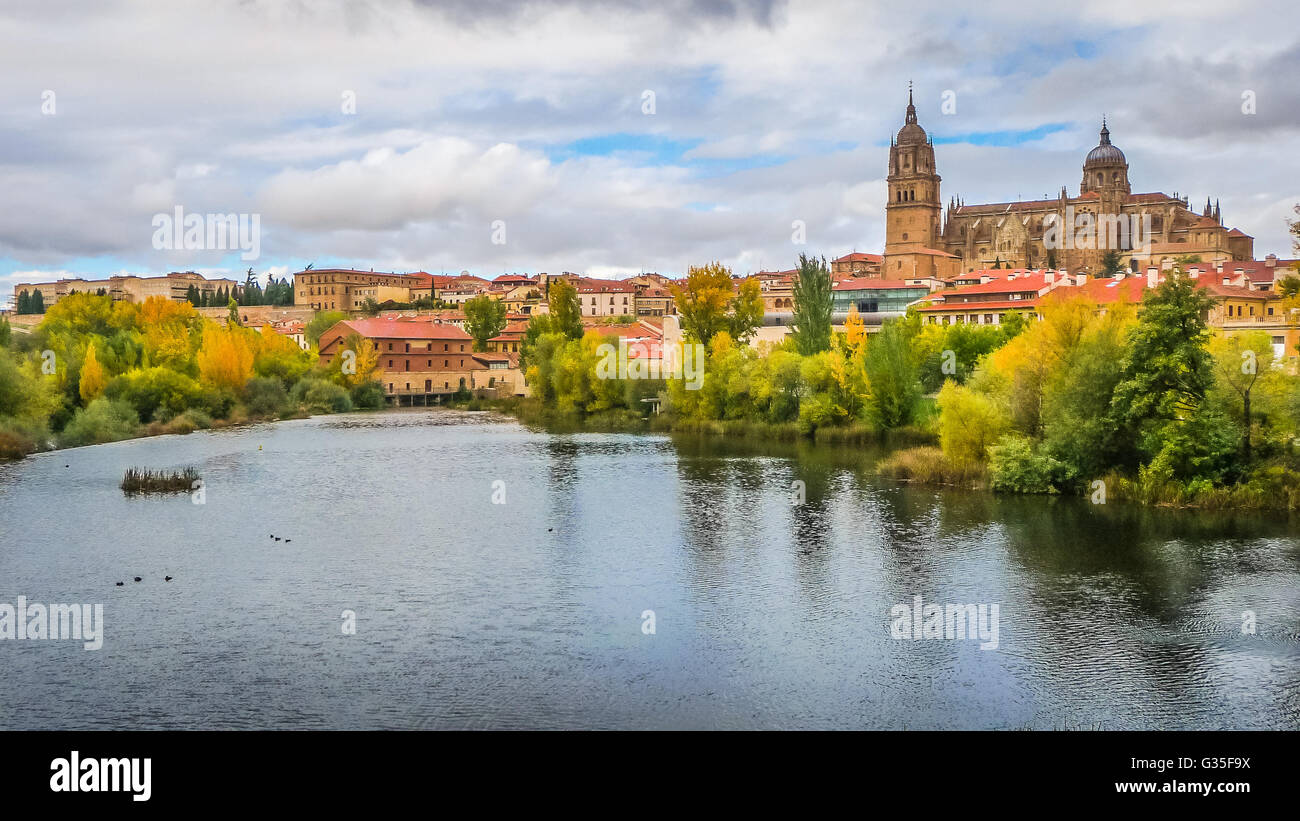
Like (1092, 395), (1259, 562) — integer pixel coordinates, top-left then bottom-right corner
(330, 317), (472, 341)
(834, 253), (883, 263)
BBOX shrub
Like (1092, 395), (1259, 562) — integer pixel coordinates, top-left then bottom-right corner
(937, 382), (1008, 468)
(60, 397), (140, 447)
(244, 377), (289, 417)
(103, 367), (204, 422)
(350, 380), (385, 410)
(302, 380), (352, 414)
(987, 435), (1072, 494)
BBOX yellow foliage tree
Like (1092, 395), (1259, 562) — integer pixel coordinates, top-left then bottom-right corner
(79, 342), (107, 403)
(328, 332), (379, 388)
(197, 322), (255, 391)
(139, 296), (200, 369)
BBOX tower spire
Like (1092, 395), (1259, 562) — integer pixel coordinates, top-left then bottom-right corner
(905, 81), (917, 124)
(1099, 115), (1110, 145)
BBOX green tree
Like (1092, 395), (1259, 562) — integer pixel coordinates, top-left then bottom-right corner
(463, 295), (507, 352)
(790, 253), (832, 355)
(864, 318), (921, 429)
(546, 278), (584, 339)
(1207, 331), (1273, 463)
(727, 278), (764, 345)
(227, 298), (241, 327)
(305, 310), (347, 348)
(1100, 249), (1124, 276)
(1108, 271), (1216, 468)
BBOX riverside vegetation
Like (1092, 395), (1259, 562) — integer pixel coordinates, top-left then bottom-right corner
(514, 255), (1300, 510)
(0, 293), (386, 459)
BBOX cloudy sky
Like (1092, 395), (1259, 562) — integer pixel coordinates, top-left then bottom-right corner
(1, 0), (1297, 299)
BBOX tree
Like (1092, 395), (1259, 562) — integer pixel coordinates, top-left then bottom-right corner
(938, 381), (1009, 467)
(197, 324), (255, 391)
(671, 262), (759, 347)
(227, 298), (241, 327)
(464, 295), (507, 352)
(1277, 275), (1300, 298)
(790, 253), (832, 355)
(16, 290), (28, 314)
(1108, 271), (1216, 467)
(1208, 331), (1273, 462)
(324, 332), (378, 388)
(546, 278), (584, 339)
(305, 311), (347, 347)
(78, 342), (108, 403)
(864, 318), (921, 429)
(30, 289), (45, 314)
(727, 278), (763, 345)
(1100, 249), (1124, 276)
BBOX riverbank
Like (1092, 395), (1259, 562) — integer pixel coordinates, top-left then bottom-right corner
(0, 406), (315, 462)
(465, 396), (1300, 512)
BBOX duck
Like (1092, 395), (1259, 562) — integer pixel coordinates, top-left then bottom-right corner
(115, 581), (124, 587)
(133, 577), (141, 582)
(164, 576), (173, 582)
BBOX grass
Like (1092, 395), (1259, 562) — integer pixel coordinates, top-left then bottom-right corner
(121, 466), (200, 494)
(876, 446), (986, 488)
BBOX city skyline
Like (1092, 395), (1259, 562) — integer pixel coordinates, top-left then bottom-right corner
(2, 0), (1297, 299)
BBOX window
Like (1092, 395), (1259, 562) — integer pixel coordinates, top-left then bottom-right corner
(444, 360), (448, 367)
(425, 380), (431, 392)
(387, 359), (392, 367)
(405, 343), (410, 352)
(427, 360), (431, 366)
(388, 343), (393, 351)
(984, 314), (993, 324)
(404, 360), (409, 371)
(444, 343), (448, 351)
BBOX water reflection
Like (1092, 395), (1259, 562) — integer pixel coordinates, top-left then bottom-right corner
(0, 410), (1296, 729)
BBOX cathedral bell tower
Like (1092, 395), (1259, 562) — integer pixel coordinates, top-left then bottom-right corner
(884, 86), (942, 278)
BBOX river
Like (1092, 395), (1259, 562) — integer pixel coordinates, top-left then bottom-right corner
(1, 408), (1297, 729)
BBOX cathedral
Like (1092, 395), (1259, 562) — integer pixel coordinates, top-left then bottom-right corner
(881, 90), (1255, 278)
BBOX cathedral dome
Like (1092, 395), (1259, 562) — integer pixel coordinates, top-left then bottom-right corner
(896, 89), (928, 144)
(1084, 120), (1125, 166)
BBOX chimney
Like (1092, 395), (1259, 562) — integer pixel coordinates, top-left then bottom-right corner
(1161, 258), (1174, 271)
(1044, 271), (1055, 285)
(1075, 273), (1089, 286)
(1215, 260), (1224, 274)
(1147, 267), (1160, 289)
(1266, 254), (1278, 268)
(1222, 276), (1231, 286)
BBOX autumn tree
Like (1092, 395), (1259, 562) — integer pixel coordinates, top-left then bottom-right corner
(197, 323), (255, 391)
(78, 342), (107, 403)
(672, 262), (762, 347)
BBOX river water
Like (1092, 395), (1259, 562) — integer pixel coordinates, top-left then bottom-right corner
(1, 408), (1297, 729)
